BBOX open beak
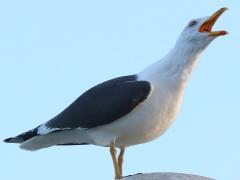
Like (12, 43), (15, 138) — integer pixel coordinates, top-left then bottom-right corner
(199, 7), (228, 36)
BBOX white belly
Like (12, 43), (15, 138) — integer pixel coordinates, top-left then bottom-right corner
(87, 81), (185, 147)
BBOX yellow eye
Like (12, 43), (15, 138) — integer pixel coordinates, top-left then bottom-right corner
(189, 21), (197, 27)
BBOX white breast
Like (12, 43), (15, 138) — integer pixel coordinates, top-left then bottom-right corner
(116, 78), (185, 147)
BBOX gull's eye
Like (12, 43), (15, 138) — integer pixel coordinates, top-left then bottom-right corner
(189, 20), (197, 27)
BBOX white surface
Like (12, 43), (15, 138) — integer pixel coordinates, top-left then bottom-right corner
(122, 173), (214, 180)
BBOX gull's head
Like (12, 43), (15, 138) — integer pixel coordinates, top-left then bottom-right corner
(176, 7), (228, 50)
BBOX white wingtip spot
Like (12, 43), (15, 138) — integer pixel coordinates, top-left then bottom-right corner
(37, 124), (59, 135)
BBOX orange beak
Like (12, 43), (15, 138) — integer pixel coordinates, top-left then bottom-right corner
(199, 7), (228, 36)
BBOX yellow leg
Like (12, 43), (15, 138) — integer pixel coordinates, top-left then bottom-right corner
(110, 142), (121, 179)
(118, 148), (125, 177)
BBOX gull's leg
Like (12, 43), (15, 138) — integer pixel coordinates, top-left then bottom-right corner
(110, 141), (121, 179)
(118, 147), (125, 177)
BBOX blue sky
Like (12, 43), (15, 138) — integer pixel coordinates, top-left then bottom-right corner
(0, 1), (239, 180)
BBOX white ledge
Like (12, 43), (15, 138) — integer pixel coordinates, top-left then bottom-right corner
(121, 173), (215, 180)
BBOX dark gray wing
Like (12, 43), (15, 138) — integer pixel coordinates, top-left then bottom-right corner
(46, 75), (151, 129)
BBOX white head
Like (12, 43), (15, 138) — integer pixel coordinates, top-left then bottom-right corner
(176, 8), (228, 51)
(139, 8), (228, 81)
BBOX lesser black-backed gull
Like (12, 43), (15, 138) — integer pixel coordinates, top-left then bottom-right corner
(4, 8), (228, 179)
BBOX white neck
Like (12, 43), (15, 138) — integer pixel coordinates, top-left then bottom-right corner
(139, 41), (204, 85)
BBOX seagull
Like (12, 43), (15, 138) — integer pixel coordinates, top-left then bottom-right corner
(4, 8), (228, 179)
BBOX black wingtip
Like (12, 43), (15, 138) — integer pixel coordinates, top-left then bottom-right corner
(3, 137), (12, 143)
(4, 127), (40, 144)
(3, 137), (24, 143)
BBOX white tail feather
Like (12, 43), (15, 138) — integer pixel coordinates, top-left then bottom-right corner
(20, 129), (90, 151)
